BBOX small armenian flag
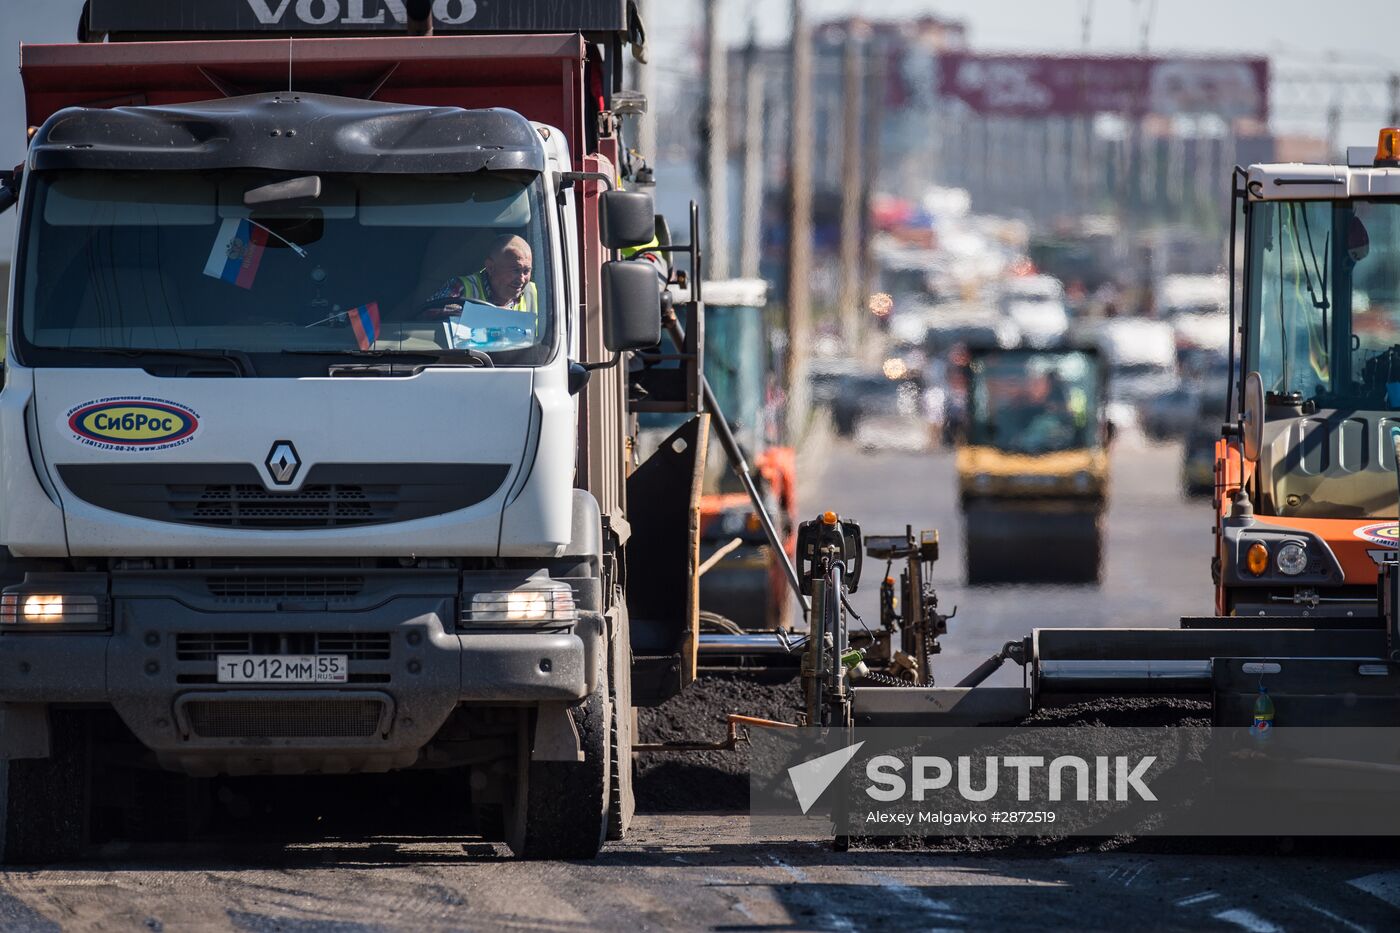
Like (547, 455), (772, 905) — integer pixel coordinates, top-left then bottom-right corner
(347, 302), (380, 350)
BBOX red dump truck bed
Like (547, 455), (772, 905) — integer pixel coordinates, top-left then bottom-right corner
(20, 33), (590, 163)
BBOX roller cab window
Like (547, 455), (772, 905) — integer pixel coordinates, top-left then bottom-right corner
(1249, 199), (1400, 408)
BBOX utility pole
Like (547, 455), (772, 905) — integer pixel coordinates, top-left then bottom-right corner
(785, 0), (814, 423)
(739, 30), (765, 279)
(1327, 101), (1342, 161)
(636, 0), (657, 164)
(836, 24), (865, 348)
(704, 0), (730, 278)
(1389, 72), (1400, 126)
(859, 49), (885, 323)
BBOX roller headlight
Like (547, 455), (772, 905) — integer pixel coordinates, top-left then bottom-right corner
(1276, 541), (1309, 576)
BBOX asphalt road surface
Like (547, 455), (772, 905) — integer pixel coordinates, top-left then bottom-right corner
(3, 437), (1400, 931)
(2, 815), (1399, 931)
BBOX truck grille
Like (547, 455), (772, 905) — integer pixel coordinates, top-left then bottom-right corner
(206, 575), (366, 599)
(177, 484), (388, 528)
(185, 699), (384, 738)
(58, 462), (512, 530)
(176, 632), (391, 661)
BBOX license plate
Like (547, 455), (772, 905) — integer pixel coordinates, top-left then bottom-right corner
(215, 654), (347, 684)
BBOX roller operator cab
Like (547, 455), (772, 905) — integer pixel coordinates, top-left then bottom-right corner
(690, 280), (797, 633)
(1218, 128), (1400, 620)
(957, 346), (1110, 585)
(0, 0), (706, 864)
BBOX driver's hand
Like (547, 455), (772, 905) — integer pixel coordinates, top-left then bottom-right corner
(418, 298), (463, 321)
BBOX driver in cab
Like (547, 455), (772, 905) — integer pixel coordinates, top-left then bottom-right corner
(426, 234), (538, 349)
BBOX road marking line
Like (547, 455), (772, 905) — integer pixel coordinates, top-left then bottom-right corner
(1293, 896), (1368, 933)
(868, 873), (961, 919)
(766, 855), (808, 884)
(1176, 893), (1220, 907)
(1212, 908), (1283, 933)
(764, 855), (862, 932)
(1349, 870), (1400, 910)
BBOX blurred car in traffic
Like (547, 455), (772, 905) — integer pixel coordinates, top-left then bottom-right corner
(997, 273), (1066, 309)
(1154, 273), (1229, 319)
(1084, 318), (1180, 419)
(1005, 298), (1070, 349)
(1181, 394), (1226, 498)
(923, 307), (1021, 357)
(1140, 384), (1200, 442)
(831, 373), (927, 451)
(810, 357), (864, 410)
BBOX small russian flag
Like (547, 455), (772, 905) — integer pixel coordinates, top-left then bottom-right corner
(203, 218), (268, 289)
(348, 302), (380, 350)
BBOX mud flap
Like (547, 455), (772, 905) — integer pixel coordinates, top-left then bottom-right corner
(531, 702), (584, 762)
(626, 414), (709, 706)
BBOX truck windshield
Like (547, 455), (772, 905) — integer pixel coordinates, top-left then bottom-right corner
(967, 350), (1101, 454)
(16, 170), (556, 369)
(1249, 199), (1400, 406)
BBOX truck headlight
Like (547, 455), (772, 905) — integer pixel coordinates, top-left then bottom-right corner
(465, 580), (577, 625)
(1276, 541), (1309, 576)
(1072, 471), (1093, 492)
(0, 592), (109, 630)
(973, 473), (992, 491)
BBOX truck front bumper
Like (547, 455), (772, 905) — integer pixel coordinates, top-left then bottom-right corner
(0, 589), (601, 774)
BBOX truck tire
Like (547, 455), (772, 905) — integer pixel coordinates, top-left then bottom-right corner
(506, 689), (612, 859)
(607, 605), (634, 841)
(0, 711), (91, 864)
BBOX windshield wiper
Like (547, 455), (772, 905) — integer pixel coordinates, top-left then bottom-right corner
(64, 346), (254, 376)
(279, 348), (493, 369)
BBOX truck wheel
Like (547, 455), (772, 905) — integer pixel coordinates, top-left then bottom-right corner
(0, 711), (91, 864)
(607, 606), (634, 841)
(506, 689), (612, 859)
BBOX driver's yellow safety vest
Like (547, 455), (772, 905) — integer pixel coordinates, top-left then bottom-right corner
(456, 272), (538, 319)
(1069, 387), (1088, 427)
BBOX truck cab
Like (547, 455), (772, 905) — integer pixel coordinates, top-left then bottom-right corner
(0, 1), (706, 864)
(1217, 129), (1400, 620)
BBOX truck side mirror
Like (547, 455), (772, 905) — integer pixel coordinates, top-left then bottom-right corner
(1242, 371), (1265, 462)
(600, 190), (656, 250)
(601, 260), (661, 352)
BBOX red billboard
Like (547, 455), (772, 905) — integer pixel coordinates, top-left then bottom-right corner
(937, 54), (1269, 120)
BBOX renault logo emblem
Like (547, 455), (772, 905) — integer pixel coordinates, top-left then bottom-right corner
(265, 441), (301, 486)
